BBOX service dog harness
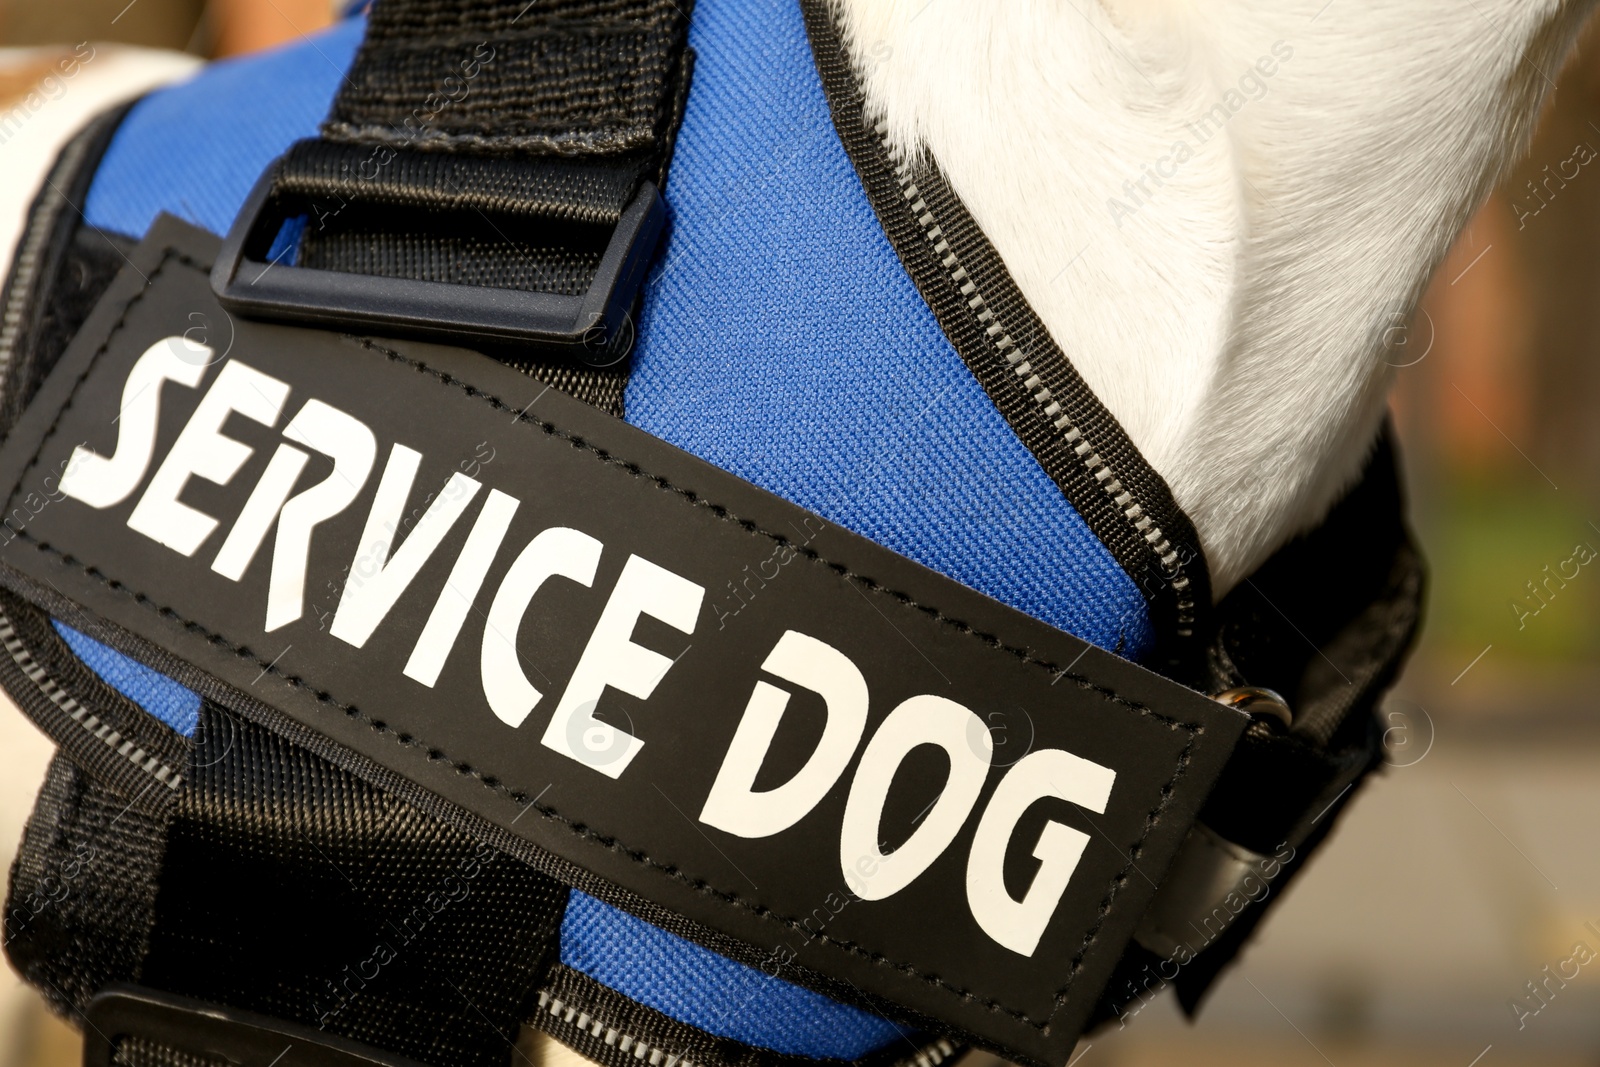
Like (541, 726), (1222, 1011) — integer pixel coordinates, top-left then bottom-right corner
(0, 4), (1423, 1067)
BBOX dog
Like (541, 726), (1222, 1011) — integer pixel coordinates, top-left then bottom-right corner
(835, 0), (1597, 593)
(0, 2), (1593, 1064)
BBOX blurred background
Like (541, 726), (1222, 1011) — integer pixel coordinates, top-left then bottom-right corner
(0, 0), (338, 60)
(4, 3), (1600, 1067)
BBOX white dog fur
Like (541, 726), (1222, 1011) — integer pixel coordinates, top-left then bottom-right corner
(834, 0), (1597, 594)
(0, 5), (1591, 599)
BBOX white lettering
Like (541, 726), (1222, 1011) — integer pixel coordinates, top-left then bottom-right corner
(126, 360), (289, 555)
(700, 631), (868, 837)
(406, 488), (519, 687)
(212, 444), (309, 580)
(60, 337), (208, 508)
(965, 749), (1115, 956)
(329, 444), (481, 647)
(541, 554), (703, 778)
(840, 695), (991, 900)
(211, 400), (377, 631)
(481, 525), (602, 726)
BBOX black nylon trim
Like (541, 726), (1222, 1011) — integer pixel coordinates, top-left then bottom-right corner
(797, 0), (1213, 679)
(325, 0), (693, 155)
(4, 754), (170, 1018)
(0, 591), (186, 811)
(0, 107), (177, 1023)
(0, 102), (134, 438)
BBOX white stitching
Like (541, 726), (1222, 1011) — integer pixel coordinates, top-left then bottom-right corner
(0, 609), (183, 788)
(883, 153), (1199, 637)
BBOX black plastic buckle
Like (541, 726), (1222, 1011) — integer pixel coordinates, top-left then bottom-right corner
(210, 154), (666, 354)
(84, 985), (431, 1067)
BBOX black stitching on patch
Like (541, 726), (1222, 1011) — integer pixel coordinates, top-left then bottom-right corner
(4, 250), (1202, 1028)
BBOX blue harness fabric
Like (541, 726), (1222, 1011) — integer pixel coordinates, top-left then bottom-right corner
(622, 0), (1149, 654)
(52, 623), (200, 737)
(82, 0), (1152, 657)
(42, 0), (1152, 1061)
(559, 891), (910, 1058)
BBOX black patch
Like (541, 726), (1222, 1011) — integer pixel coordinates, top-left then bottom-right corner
(0, 217), (1246, 1067)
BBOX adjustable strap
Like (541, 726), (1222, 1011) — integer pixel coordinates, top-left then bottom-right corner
(3, 5), (691, 1067)
(1088, 428), (1423, 1026)
(213, 0), (694, 415)
(324, 0), (692, 162)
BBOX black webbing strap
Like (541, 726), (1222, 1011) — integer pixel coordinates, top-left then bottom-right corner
(108, 0), (694, 1057)
(3, 679), (567, 1067)
(103, 0), (695, 1057)
(136, 705), (567, 1067)
(325, 0), (692, 159)
(276, 0), (694, 416)
(0, 111), (175, 1026)
(1086, 428), (1423, 1027)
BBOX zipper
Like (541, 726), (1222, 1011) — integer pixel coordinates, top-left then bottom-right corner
(534, 985), (959, 1067)
(0, 607), (183, 789)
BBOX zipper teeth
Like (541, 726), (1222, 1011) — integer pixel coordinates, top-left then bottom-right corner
(0, 609), (183, 789)
(901, 1036), (958, 1067)
(535, 989), (958, 1067)
(896, 1036), (953, 1067)
(538, 989), (700, 1067)
(878, 129), (1197, 636)
(0, 124), (98, 415)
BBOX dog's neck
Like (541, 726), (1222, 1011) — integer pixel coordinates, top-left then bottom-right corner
(835, 0), (1594, 593)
